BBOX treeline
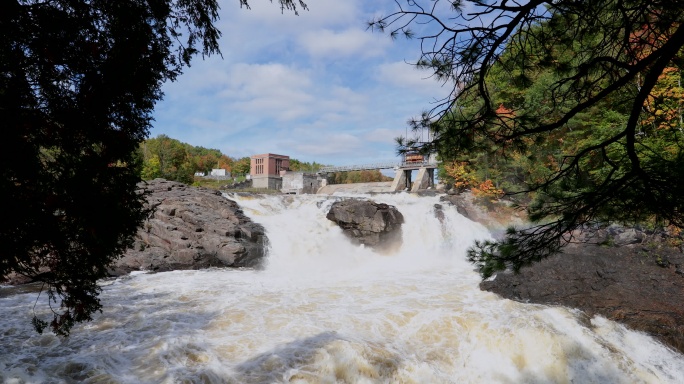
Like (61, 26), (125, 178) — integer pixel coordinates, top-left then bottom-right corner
(328, 170), (392, 184)
(136, 135), (250, 184)
(288, 159), (324, 173)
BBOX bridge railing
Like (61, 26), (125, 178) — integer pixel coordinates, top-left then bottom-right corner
(318, 162), (400, 173)
(318, 160), (439, 173)
(399, 160), (439, 168)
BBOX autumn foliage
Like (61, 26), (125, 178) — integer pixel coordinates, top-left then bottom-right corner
(441, 161), (503, 200)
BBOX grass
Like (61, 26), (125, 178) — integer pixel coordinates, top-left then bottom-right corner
(192, 176), (246, 189)
(191, 177), (283, 194)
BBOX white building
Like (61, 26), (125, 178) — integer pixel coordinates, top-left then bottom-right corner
(281, 171), (322, 194)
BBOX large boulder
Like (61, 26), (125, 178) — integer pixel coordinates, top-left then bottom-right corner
(326, 198), (404, 252)
(109, 179), (267, 276)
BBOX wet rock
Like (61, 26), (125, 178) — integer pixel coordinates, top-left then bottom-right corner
(481, 241), (684, 354)
(675, 264), (684, 276)
(109, 179), (267, 276)
(436, 190), (684, 353)
(326, 198), (404, 252)
(439, 192), (527, 234)
(613, 228), (644, 245)
(433, 204), (445, 224)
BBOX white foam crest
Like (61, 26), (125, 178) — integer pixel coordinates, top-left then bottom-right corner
(232, 193), (491, 286)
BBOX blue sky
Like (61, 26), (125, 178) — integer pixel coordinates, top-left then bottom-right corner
(150, 0), (453, 167)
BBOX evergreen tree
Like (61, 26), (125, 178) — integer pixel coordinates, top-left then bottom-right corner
(1, 0), (306, 336)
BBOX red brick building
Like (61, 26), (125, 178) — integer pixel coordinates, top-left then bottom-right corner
(250, 153), (290, 189)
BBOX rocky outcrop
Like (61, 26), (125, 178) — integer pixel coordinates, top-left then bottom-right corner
(440, 192), (527, 235)
(440, 191), (684, 353)
(109, 179), (266, 276)
(326, 198), (404, 252)
(480, 231), (684, 354)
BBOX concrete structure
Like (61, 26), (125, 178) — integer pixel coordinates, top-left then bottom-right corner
(390, 166), (436, 191)
(250, 153), (290, 190)
(317, 182), (393, 195)
(318, 153), (439, 192)
(281, 171), (322, 194)
(389, 153), (438, 191)
(210, 169), (227, 176)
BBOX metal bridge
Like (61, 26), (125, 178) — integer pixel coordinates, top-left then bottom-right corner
(318, 159), (438, 174)
(318, 161), (400, 173)
(316, 154), (439, 192)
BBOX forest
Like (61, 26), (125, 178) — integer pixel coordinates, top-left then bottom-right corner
(137, 135), (239, 184)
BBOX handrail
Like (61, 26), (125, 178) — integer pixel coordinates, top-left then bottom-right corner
(318, 160), (438, 173)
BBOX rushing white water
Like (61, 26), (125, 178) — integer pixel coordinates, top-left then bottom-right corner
(1, 193), (683, 383)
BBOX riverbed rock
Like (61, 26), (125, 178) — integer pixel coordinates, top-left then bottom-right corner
(438, 191), (684, 353)
(326, 198), (404, 252)
(480, 237), (684, 354)
(439, 192), (527, 235)
(109, 179), (267, 276)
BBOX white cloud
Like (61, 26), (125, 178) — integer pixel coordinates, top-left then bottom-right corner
(299, 28), (389, 58)
(363, 127), (404, 144)
(217, 63), (315, 120)
(287, 132), (364, 156)
(225, 63), (312, 93)
(150, 0), (454, 166)
(214, 0), (364, 61)
(376, 61), (449, 96)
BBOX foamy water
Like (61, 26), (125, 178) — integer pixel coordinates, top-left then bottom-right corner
(1, 193), (683, 383)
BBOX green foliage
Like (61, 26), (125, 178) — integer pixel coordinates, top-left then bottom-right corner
(376, 0), (684, 278)
(328, 170), (392, 184)
(288, 159), (323, 172)
(232, 157), (251, 176)
(138, 135), (234, 183)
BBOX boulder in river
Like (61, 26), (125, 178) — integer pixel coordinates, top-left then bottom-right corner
(109, 179), (267, 276)
(326, 198), (404, 252)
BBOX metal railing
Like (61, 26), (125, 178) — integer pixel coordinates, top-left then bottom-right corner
(318, 162), (401, 173)
(318, 160), (439, 174)
(399, 160), (439, 168)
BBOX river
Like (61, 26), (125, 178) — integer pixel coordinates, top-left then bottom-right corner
(1, 193), (683, 383)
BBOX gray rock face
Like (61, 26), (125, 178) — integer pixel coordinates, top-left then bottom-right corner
(439, 193), (527, 234)
(480, 239), (684, 354)
(326, 198), (404, 251)
(110, 179), (266, 276)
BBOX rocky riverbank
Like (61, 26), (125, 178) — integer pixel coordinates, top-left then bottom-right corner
(481, 238), (684, 354)
(1, 179), (267, 286)
(109, 179), (267, 276)
(441, 193), (684, 354)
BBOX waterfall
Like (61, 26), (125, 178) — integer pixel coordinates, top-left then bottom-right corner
(1, 193), (682, 383)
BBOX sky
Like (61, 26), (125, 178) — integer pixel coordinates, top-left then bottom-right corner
(150, 0), (454, 167)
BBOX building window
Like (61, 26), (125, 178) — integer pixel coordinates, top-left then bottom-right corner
(254, 158), (264, 174)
